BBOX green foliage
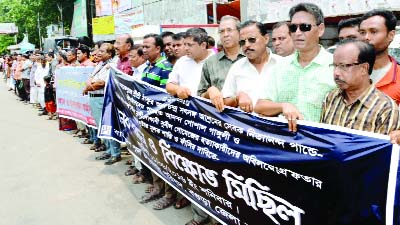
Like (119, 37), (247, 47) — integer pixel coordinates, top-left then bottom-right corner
(0, 35), (16, 54)
(0, 0), (76, 54)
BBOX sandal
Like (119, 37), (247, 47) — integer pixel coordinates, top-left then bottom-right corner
(90, 144), (100, 150)
(174, 196), (191, 209)
(94, 145), (106, 152)
(139, 191), (162, 204)
(145, 184), (154, 193)
(132, 171), (152, 184)
(152, 196), (175, 210)
(132, 172), (145, 184)
(124, 166), (139, 176)
(72, 130), (82, 137)
(81, 139), (93, 144)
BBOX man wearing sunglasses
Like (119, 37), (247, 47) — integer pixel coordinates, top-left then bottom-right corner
(255, 3), (335, 132)
(321, 39), (400, 134)
(221, 20), (282, 113)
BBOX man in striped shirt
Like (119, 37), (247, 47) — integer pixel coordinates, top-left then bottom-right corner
(320, 39), (400, 135)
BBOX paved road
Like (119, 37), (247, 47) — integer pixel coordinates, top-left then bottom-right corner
(0, 82), (192, 225)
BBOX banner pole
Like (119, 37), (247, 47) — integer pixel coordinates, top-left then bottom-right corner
(386, 144), (399, 225)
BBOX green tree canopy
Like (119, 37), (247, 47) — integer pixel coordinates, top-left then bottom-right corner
(0, 0), (75, 54)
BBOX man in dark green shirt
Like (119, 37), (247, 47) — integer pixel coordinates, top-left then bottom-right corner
(190, 15), (244, 225)
(197, 15), (245, 112)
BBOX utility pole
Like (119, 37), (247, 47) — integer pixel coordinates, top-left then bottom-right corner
(57, 3), (64, 36)
(37, 12), (42, 50)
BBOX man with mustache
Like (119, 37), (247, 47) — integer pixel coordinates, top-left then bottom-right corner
(255, 3), (335, 132)
(321, 39), (400, 134)
(221, 20), (282, 113)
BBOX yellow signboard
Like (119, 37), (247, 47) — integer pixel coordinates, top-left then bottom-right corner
(92, 16), (115, 35)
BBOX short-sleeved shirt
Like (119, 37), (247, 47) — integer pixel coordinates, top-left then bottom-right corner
(261, 46), (336, 122)
(21, 59), (32, 79)
(197, 50), (245, 96)
(89, 59), (115, 95)
(374, 56), (400, 105)
(222, 50), (282, 106)
(117, 56), (133, 75)
(320, 85), (400, 135)
(141, 56), (173, 88)
(80, 59), (95, 67)
(132, 63), (147, 80)
(168, 53), (213, 96)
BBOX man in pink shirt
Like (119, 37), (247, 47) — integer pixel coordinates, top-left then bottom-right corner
(78, 45), (94, 67)
(114, 34), (133, 75)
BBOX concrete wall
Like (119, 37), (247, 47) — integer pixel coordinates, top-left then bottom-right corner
(141, 0), (208, 25)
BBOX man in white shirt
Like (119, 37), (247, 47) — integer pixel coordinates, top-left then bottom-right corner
(166, 28), (214, 99)
(222, 20), (282, 113)
(34, 56), (49, 111)
(150, 28), (213, 212)
(129, 44), (147, 80)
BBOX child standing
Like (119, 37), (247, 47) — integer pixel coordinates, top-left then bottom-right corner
(44, 75), (56, 120)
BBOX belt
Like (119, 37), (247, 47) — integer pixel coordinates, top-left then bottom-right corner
(89, 93), (103, 97)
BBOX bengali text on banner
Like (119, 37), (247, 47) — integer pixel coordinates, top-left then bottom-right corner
(55, 66), (96, 127)
(99, 67), (400, 225)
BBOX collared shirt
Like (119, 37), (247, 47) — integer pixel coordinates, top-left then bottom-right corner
(21, 59), (32, 79)
(222, 49), (283, 106)
(34, 63), (49, 87)
(80, 59), (95, 67)
(88, 59), (116, 95)
(141, 56), (173, 88)
(320, 85), (400, 135)
(197, 50), (245, 96)
(261, 46), (336, 122)
(132, 63), (147, 80)
(374, 56), (400, 105)
(117, 56), (133, 76)
(168, 52), (214, 97)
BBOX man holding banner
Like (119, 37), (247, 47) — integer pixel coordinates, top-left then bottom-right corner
(165, 27), (214, 218)
(321, 39), (400, 134)
(83, 43), (121, 165)
(255, 3), (336, 132)
(133, 33), (172, 186)
(222, 20), (282, 113)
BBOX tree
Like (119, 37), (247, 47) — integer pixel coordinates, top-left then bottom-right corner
(0, 0), (75, 54)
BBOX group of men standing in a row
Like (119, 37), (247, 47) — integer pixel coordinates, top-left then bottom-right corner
(4, 2), (398, 224)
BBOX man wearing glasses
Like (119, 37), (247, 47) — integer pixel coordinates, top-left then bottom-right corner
(321, 39), (400, 134)
(255, 3), (335, 132)
(221, 20), (282, 113)
(198, 15), (245, 112)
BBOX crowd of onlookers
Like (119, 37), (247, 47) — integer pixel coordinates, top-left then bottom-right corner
(1, 2), (400, 224)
